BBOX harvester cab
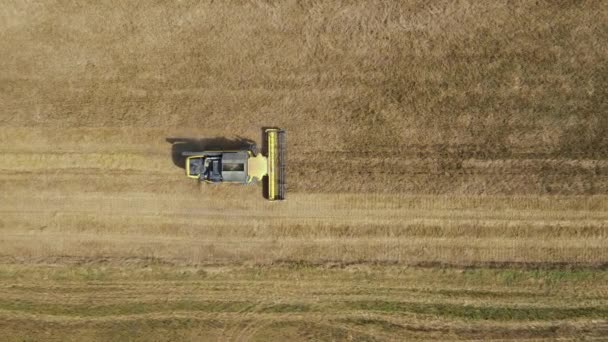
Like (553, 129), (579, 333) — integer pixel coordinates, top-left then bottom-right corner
(182, 128), (286, 200)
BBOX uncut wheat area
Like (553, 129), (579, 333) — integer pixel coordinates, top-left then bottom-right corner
(1, 1), (607, 341)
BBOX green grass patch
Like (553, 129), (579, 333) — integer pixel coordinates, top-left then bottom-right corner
(258, 303), (312, 313)
(0, 299), (253, 317)
(0, 299), (317, 317)
(346, 300), (608, 321)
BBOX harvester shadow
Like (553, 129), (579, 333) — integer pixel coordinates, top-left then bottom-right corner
(165, 137), (256, 169)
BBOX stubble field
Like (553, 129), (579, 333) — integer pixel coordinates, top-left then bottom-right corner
(1, 0), (607, 340)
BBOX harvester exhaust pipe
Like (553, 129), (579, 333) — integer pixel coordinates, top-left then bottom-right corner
(266, 128), (286, 201)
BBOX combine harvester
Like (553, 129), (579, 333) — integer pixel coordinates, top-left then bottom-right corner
(182, 128), (286, 200)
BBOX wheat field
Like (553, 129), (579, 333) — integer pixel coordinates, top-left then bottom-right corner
(1, 0), (607, 340)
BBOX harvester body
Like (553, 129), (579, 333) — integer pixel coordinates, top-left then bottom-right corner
(183, 128), (286, 200)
